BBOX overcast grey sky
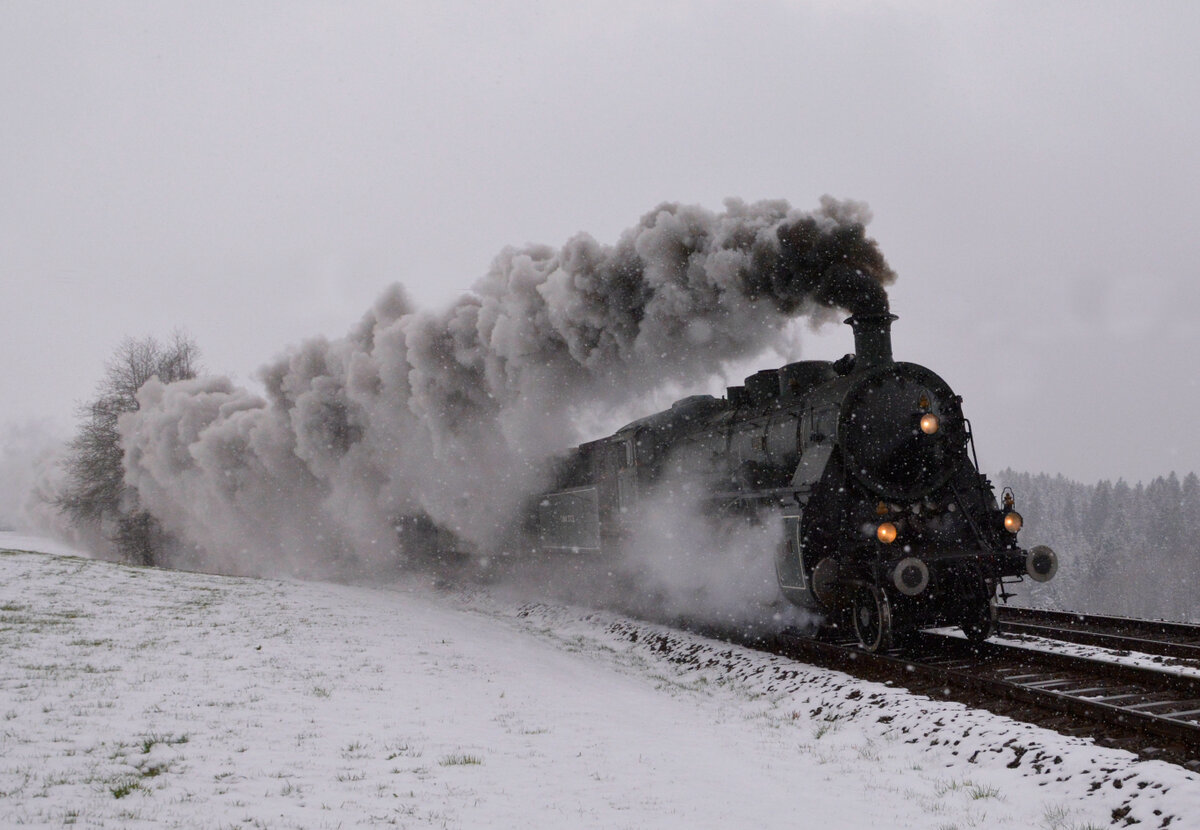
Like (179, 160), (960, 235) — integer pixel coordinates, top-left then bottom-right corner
(2, 0), (1198, 485)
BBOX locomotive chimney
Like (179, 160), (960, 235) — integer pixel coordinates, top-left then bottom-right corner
(846, 313), (898, 369)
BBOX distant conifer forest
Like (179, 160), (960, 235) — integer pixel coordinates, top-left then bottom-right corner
(997, 470), (1200, 622)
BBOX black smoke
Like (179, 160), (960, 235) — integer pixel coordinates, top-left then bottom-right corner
(119, 196), (894, 576)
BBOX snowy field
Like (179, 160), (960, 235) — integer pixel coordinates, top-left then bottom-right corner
(2, 535), (1199, 829)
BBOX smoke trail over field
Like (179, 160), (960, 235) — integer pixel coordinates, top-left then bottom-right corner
(121, 197), (894, 576)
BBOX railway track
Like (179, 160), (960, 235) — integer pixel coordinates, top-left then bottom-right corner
(634, 600), (1200, 768)
(732, 626), (1200, 769)
(996, 605), (1200, 662)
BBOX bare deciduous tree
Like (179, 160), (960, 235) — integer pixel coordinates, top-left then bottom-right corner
(54, 332), (200, 565)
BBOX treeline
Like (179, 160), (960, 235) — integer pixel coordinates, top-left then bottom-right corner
(53, 334), (199, 565)
(997, 469), (1200, 622)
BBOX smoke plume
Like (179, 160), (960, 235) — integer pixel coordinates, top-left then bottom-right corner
(120, 196), (894, 577)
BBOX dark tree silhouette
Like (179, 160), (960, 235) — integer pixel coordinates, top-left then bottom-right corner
(54, 333), (200, 564)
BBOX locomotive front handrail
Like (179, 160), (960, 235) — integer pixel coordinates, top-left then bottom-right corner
(963, 416), (981, 472)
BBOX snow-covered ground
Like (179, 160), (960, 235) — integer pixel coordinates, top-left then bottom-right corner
(2, 534), (1198, 829)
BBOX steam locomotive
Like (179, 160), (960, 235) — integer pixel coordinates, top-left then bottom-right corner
(530, 312), (1058, 651)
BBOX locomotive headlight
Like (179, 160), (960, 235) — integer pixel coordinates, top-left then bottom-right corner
(1004, 511), (1023, 533)
(876, 522), (898, 544)
(919, 413), (940, 434)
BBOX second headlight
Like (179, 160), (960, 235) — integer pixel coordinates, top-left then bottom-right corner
(1004, 511), (1023, 533)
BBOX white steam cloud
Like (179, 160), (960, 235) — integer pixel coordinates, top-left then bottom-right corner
(616, 484), (813, 631)
(0, 421), (65, 531)
(120, 197), (894, 578)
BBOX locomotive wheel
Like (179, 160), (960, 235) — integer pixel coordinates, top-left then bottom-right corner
(852, 585), (893, 652)
(961, 599), (997, 646)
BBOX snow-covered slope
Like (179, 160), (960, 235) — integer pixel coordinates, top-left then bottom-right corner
(2, 537), (1197, 829)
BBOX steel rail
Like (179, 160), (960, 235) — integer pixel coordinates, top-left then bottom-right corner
(997, 605), (1200, 661)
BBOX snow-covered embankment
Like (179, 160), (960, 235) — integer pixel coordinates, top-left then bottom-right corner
(1, 538), (1197, 828)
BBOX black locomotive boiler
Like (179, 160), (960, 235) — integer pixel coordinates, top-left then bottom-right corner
(531, 311), (1058, 651)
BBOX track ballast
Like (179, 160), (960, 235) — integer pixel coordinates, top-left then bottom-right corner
(706, 620), (1200, 771)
